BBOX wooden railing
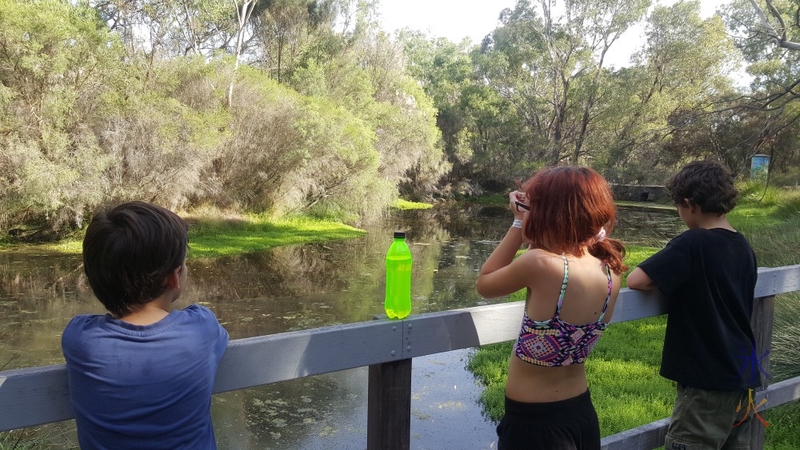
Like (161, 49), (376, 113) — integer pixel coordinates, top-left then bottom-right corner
(2, 265), (799, 449)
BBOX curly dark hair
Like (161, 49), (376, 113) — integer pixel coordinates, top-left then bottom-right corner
(666, 160), (738, 215)
(82, 201), (188, 318)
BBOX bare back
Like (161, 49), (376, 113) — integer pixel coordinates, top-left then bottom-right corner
(505, 248), (622, 402)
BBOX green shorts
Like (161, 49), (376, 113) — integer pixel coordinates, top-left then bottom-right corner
(665, 383), (753, 450)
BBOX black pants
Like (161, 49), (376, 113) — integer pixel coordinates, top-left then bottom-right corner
(496, 390), (601, 450)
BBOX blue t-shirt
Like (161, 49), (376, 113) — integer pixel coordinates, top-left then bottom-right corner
(62, 304), (229, 450)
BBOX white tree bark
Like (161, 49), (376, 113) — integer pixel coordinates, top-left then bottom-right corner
(228, 0), (257, 107)
(748, 0), (800, 51)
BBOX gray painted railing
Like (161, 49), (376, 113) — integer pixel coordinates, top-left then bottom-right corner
(1, 265), (799, 449)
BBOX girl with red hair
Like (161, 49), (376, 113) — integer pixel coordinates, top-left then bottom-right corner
(477, 166), (627, 450)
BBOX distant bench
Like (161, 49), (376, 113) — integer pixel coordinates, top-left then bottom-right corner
(2, 265), (799, 449)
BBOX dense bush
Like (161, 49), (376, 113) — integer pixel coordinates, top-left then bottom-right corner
(0, 0), (446, 238)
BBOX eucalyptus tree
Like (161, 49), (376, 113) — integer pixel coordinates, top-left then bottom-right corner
(398, 32), (483, 189)
(719, 0), (800, 177)
(250, 0), (314, 82)
(601, 1), (739, 181)
(89, 0), (237, 59)
(227, 0), (258, 106)
(477, 0), (649, 167)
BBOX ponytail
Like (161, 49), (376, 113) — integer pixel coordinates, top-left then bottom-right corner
(589, 237), (627, 274)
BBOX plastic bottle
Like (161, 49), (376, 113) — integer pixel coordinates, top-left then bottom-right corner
(384, 231), (412, 319)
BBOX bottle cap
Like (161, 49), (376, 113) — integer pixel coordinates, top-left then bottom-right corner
(393, 231), (406, 239)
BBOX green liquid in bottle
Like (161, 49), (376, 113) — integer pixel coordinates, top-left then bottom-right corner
(385, 232), (412, 319)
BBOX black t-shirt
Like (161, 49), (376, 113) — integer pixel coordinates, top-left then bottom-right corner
(639, 228), (760, 391)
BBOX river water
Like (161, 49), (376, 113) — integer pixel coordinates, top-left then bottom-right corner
(0, 203), (683, 449)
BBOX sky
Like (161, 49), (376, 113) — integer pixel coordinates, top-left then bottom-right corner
(378, 0), (517, 45)
(377, 0), (732, 68)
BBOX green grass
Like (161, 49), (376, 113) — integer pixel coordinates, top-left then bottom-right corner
(391, 199), (433, 210)
(467, 317), (672, 430)
(183, 215), (365, 258)
(468, 187), (800, 447)
(0, 214), (366, 259)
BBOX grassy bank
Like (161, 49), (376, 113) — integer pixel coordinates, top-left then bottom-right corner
(0, 211), (366, 259)
(183, 215), (365, 258)
(0, 200), (446, 257)
(468, 184), (800, 448)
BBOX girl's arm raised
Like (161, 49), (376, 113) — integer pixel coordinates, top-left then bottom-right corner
(476, 191), (530, 298)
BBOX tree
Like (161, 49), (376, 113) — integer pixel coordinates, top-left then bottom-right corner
(228, 0), (258, 106)
(398, 32), (479, 190)
(0, 0), (119, 234)
(601, 1), (740, 181)
(717, 0), (800, 179)
(477, 0), (650, 166)
(251, 0), (311, 82)
(89, 0), (237, 59)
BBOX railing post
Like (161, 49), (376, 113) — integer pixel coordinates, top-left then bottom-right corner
(749, 295), (775, 450)
(367, 358), (412, 450)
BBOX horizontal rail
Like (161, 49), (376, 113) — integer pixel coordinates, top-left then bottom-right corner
(1, 265), (799, 432)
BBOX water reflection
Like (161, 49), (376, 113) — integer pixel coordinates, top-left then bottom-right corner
(0, 204), (682, 449)
(615, 204), (684, 247)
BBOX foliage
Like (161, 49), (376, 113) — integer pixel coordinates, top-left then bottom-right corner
(0, 0), (119, 236)
(0, 0), (445, 237)
(391, 199), (433, 210)
(716, 0), (800, 187)
(462, 194), (508, 206)
(479, 0), (652, 167)
(602, 1), (742, 182)
(4, 0), (800, 240)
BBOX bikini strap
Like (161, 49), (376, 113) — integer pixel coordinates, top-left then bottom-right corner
(597, 264), (612, 322)
(554, 255), (569, 318)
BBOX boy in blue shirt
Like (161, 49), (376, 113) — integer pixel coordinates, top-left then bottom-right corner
(62, 201), (229, 450)
(628, 160), (759, 450)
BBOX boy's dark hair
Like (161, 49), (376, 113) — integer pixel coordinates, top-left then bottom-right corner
(83, 201), (189, 318)
(666, 160), (738, 215)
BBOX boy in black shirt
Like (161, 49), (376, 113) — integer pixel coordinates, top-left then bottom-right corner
(628, 160), (759, 450)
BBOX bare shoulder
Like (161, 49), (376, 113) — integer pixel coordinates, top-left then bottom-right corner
(515, 249), (566, 275)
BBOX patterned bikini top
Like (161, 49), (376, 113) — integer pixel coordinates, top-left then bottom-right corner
(513, 255), (612, 367)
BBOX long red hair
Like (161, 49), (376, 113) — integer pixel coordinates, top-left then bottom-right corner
(522, 166), (627, 274)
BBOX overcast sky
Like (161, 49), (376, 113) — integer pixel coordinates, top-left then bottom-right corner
(377, 0), (732, 68)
